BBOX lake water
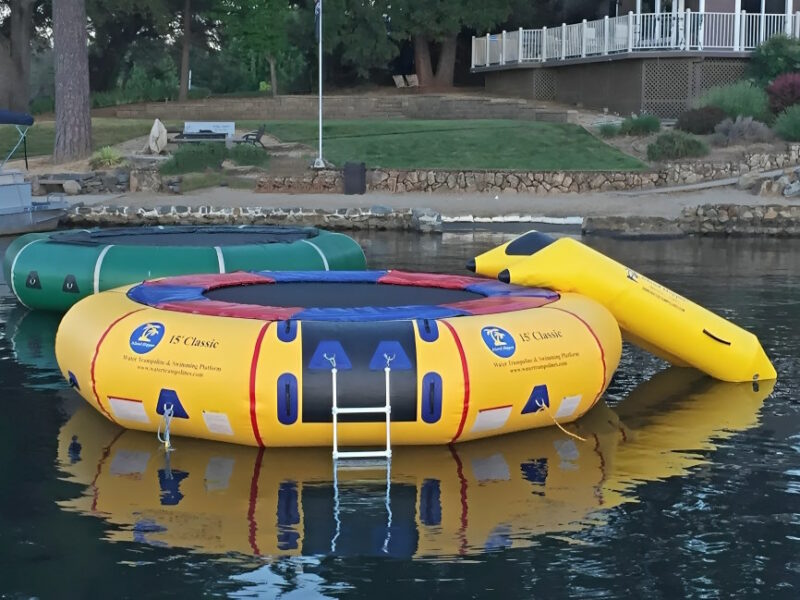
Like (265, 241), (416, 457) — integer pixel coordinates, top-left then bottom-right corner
(1, 231), (798, 598)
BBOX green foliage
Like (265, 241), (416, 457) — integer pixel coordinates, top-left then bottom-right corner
(29, 96), (55, 115)
(597, 123), (620, 138)
(187, 87), (212, 100)
(159, 142), (269, 175)
(748, 35), (800, 85)
(697, 82), (771, 122)
(646, 131), (709, 161)
(712, 117), (774, 146)
(124, 57), (179, 102)
(774, 105), (800, 141)
(89, 146), (125, 169)
(676, 107), (727, 135)
(619, 114), (661, 136)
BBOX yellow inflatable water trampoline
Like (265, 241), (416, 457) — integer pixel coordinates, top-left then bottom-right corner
(55, 270), (621, 448)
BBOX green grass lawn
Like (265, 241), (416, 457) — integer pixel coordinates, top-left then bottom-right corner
(0, 118), (156, 160)
(1, 117), (646, 171)
(265, 119), (647, 171)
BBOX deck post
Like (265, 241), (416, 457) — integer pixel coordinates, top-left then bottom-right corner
(542, 26), (547, 61)
(561, 23), (567, 60)
(698, 0), (705, 50)
(485, 33), (490, 65)
(655, 0), (662, 41)
(786, 0), (793, 35)
(501, 30), (506, 65)
(581, 19), (587, 57)
(796, 12), (800, 38)
(685, 9), (691, 50)
(671, 0), (678, 48)
(628, 12), (634, 51)
(518, 27), (524, 61)
(471, 35), (476, 68)
(603, 15), (609, 55)
(760, 1), (766, 44)
(733, 0), (741, 51)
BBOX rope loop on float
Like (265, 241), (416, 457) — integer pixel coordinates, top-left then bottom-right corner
(535, 399), (587, 443)
(157, 402), (175, 451)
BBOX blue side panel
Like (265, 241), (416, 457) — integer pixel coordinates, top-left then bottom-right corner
(416, 319), (439, 342)
(156, 388), (190, 419)
(68, 371), (80, 390)
(308, 340), (352, 370)
(158, 469), (189, 506)
(421, 372), (443, 424)
(369, 341), (413, 371)
(277, 373), (298, 425)
(277, 320), (298, 342)
(128, 284), (207, 306)
(419, 479), (442, 526)
(522, 384), (550, 414)
(264, 271), (386, 283)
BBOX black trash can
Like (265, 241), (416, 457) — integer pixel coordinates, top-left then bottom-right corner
(343, 162), (366, 195)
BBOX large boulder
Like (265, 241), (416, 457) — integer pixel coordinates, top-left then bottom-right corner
(148, 118), (168, 154)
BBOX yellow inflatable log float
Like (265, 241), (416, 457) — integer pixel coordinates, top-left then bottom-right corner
(468, 231), (776, 383)
(56, 367), (772, 557)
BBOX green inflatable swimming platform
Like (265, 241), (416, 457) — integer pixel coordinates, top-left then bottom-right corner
(3, 226), (366, 312)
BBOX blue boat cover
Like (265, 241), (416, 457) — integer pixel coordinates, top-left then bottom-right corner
(0, 110), (34, 127)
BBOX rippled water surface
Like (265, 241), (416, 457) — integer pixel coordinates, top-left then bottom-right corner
(1, 231), (798, 598)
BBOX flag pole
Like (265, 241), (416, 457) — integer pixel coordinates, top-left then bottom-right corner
(314, 0), (325, 169)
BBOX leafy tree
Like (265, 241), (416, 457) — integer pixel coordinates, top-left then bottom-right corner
(0, 0), (45, 111)
(388, 0), (513, 87)
(216, 0), (292, 96)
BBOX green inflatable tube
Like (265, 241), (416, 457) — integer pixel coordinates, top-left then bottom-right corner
(2, 226), (366, 312)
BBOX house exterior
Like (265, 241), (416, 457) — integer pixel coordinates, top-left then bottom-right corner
(472, 0), (799, 117)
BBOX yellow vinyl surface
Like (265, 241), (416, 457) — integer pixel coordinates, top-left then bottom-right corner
(55, 285), (622, 447)
(473, 233), (777, 383)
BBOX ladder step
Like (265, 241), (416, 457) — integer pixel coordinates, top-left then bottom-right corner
(334, 450), (392, 460)
(334, 406), (389, 415)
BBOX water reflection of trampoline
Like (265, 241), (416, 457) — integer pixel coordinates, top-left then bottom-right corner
(56, 367), (773, 558)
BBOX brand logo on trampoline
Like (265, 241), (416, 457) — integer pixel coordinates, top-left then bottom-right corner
(130, 322), (165, 354)
(481, 326), (516, 358)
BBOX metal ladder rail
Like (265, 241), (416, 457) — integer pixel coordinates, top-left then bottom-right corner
(327, 353), (394, 553)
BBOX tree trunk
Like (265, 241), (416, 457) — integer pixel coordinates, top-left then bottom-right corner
(53, 0), (92, 163)
(268, 55), (278, 97)
(0, 0), (34, 112)
(179, 0), (192, 102)
(433, 34), (458, 88)
(412, 35), (434, 87)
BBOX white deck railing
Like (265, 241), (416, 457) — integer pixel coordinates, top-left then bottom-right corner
(472, 11), (800, 67)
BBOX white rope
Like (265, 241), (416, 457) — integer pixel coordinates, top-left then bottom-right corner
(157, 403), (175, 451)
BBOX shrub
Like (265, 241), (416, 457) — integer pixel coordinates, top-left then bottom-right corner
(766, 72), (800, 114)
(774, 105), (800, 141)
(697, 82), (771, 122)
(676, 106), (727, 134)
(29, 96), (54, 115)
(160, 143), (228, 175)
(89, 146), (125, 169)
(187, 86), (212, 100)
(646, 131), (709, 161)
(711, 116), (774, 146)
(227, 144), (269, 167)
(597, 123), (620, 138)
(124, 57), (179, 102)
(619, 114), (661, 136)
(748, 35), (800, 85)
(160, 143), (269, 175)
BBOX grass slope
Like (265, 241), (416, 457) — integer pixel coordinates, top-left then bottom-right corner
(0, 119), (154, 160)
(266, 119), (646, 171)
